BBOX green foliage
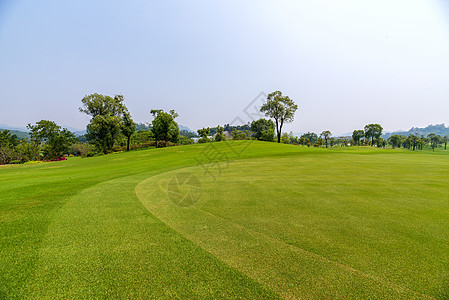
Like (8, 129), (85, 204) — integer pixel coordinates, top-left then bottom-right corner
(320, 131), (332, 148)
(231, 128), (250, 140)
(364, 124), (383, 146)
(223, 123), (251, 133)
(251, 118), (275, 142)
(80, 94), (129, 153)
(260, 91), (298, 143)
(69, 143), (94, 157)
(428, 133), (441, 152)
(352, 130), (365, 146)
(388, 135), (405, 149)
(180, 129), (197, 138)
(197, 127), (210, 143)
(132, 130), (154, 146)
(214, 125), (226, 142)
(27, 120), (76, 159)
(150, 109), (180, 146)
(179, 135), (194, 145)
(301, 132), (318, 145)
(280, 133), (289, 144)
(135, 123), (151, 131)
(121, 112), (136, 151)
(0, 147), (20, 165)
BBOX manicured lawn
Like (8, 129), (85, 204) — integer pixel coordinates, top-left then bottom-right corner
(1, 142), (448, 298)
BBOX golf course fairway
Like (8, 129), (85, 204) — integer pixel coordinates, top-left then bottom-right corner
(1, 141), (448, 299)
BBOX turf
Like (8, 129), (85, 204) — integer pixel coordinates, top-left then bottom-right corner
(1, 142), (448, 299)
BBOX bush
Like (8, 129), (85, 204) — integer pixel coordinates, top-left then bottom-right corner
(70, 143), (93, 157)
(0, 147), (21, 165)
(179, 136), (194, 145)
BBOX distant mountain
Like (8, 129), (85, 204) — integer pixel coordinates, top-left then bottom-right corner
(0, 127), (30, 140)
(0, 124), (28, 132)
(179, 124), (194, 132)
(383, 124), (449, 138)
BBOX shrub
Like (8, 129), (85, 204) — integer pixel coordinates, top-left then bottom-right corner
(0, 147), (21, 165)
(70, 143), (93, 157)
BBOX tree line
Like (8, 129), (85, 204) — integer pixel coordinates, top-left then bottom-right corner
(1, 91), (447, 165)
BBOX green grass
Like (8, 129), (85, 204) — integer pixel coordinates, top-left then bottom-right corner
(1, 142), (448, 299)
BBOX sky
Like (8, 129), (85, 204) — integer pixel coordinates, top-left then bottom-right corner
(1, 0), (448, 135)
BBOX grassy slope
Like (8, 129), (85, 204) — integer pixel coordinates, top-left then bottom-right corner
(1, 142), (448, 299)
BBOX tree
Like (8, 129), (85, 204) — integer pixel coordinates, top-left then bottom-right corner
(314, 138), (323, 147)
(320, 131), (332, 148)
(364, 124), (383, 146)
(0, 130), (19, 148)
(405, 134), (420, 151)
(352, 130), (365, 146)
(301, 132), (318, 145)
(80, 93), (128, 153)
(150, 109), (180, 146)
(214, 125), (226, 142)
(0, 130), (21, 165)
(121, 112), (136, 151)
(179, 136), (194, 145)
(260, 91), (298, 143)
(388, 135), (404, 149)
(442, 135), (448, 150)
(27, 120), (76, 159)
(251, 118), (275, 142)
(428, 133), (441, 152)
(281, 133), (289, 144)
(197, 127), (210, 143)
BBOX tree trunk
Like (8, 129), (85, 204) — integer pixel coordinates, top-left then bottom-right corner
(279, 120), (284, 144)
(275, 119), (280, 143)
(127, 136), (130, 151)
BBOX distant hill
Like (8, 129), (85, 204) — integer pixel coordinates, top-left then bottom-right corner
(0, 128), (30, 140)
(179, 124), (194, 132)
(383, 124), (449, 138)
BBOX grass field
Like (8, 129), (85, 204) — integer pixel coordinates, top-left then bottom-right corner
(1, 141), (448, 299)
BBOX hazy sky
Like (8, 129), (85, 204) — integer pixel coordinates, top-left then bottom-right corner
(1, 0), (448, 134)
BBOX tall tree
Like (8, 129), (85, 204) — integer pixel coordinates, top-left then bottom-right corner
(320, 131), (332, 148)
(251, 118), (275, 142)
(441, 135), (448, 150)
(364, 124), (383, 146)
(150, 109), (180, 146)
(121, 111), (136, 151)
(352, 130), (365, 146)
(260, 91), (298, 143)
(80, 94), (128, 153)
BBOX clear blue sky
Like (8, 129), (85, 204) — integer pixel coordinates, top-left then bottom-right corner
(1, 0), (448, 134)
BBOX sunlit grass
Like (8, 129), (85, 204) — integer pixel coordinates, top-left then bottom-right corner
(1, 142), (448, 298)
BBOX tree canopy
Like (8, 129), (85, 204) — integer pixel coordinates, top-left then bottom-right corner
(150, 109), (180, 146)
(364, 124), (383, 146)
(320, 131), (332, 148)
(251, 118), (275, 142)
(352, 130), (365, 146)
(27, 120), (76, 159)
(80, 94), (129, 153)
